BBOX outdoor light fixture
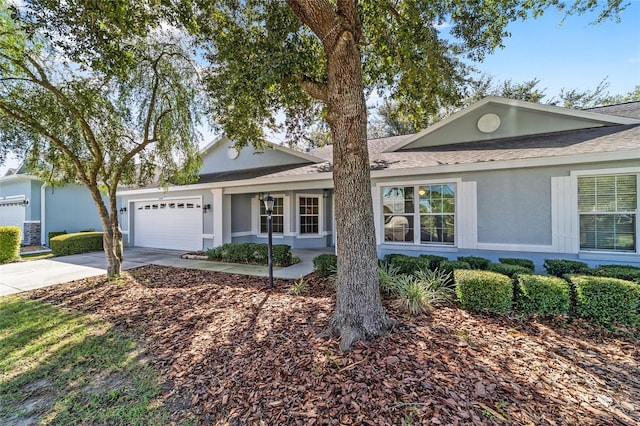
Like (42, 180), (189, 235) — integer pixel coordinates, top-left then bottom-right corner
(119, 207), (127, 214)
(263, 194), (275, 289)
(202, 204), (212, 213)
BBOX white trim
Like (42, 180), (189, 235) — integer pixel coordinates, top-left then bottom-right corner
(379, 243), (459, 253)
(199, 134), (324, 164)
(23, 220), (40, 224)
(377, 179), (460, 247)
(0, 174), (41, 183)
(231, 231), (253, 237)
(121, 230), (129, 235)
(476, 243), (556, 253)
(255, 193), (289, 237)
(202, 233), (214, 239)
(570, 166), (640, 176)
(578, 252), (639, 263)
(296, 193), (323, 237)
(384, 96), (639, 152)
(40, 183), (47, 245)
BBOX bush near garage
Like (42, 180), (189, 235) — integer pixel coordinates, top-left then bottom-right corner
(48, 230), (67, 244)
(205, 242), (295, 266)
(313, 253), (337, 278)
(454, 269), (513, 313)
(568, 275), (640, 326)
(517, 274), (570, 316)
(591, 264), (640, 284)
(50, 232), (104, 256)
(0, 226), (21, 263)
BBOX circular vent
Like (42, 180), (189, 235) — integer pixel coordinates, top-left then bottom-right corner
(227, 147), (239, 159)
(477, 113), (501, 133)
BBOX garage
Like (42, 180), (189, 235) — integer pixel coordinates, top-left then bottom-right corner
(134, 198), (203, 251)
(0, 197), (27, 242)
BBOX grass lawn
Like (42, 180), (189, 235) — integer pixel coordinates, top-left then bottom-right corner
(1, 265), (639, 425)
(0, 296), (172, 425)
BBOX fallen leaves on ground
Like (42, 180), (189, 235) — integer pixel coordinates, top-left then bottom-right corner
(28, 265), (639, 425)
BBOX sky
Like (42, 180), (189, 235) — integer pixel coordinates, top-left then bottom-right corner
(2, 2), (639, 171)
(468, 2), (640, 99)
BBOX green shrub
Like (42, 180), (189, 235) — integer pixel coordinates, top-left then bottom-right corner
(455, 270), (513, 313)
(48, 230), (67, 244)
(50, 232), (103, 256)
(418, 254), (448, 269)
(487, 263), (533, 279)
(591, 265), (640, 283)
(386, 254), (432, 275)
(569, 275), (640, 326)
(313, 253), (337, 278)
(0, 226), (21, 263)
(378, 262), (401, 295)
(414, 268), (455, 306)
(544, 259), (590, 277)
(457, 256), (490, 270)
(439, 260), (471, 274)
(499, 257), (535, 271)
(517, 275), (570, 316)
(206, 243), (294, 266)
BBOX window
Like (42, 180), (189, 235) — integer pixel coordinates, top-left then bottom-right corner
(382, 183), (456, 245)
(260, 196), (284, 234)
(299, 196), (320, 234)
(579, 175), (637, 252)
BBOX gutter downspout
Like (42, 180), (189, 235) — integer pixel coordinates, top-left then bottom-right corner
(40, 183), (47, 246)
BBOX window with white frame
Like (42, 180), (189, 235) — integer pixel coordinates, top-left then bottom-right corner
(260, 196), (284, 234)
(298, 196), (320, 235)
(382, 184), (455, 244)
(578, 175), (637, 252)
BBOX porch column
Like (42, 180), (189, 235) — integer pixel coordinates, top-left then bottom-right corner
(371, 184), (381, 245)
(211, 188), (232, 247)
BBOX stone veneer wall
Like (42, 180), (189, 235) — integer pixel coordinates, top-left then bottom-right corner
(23, 221), (41, 246)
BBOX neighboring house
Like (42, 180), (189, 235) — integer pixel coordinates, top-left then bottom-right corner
(117, 97), (640, 268)
(0, 166), (105, 245)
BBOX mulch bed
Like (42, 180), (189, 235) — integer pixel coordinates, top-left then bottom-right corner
(28, 265), (639, 425)
(20, 245), (50, 253)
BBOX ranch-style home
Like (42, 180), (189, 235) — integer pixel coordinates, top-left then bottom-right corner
(0, 165), (105, 246)
(116, 97), (640, 269)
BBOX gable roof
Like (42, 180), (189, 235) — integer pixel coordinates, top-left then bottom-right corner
(384, 96), (639, 152)
(201, 135), (324, 165)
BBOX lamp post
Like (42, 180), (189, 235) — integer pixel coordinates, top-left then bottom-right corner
(263, 194), (275, 289)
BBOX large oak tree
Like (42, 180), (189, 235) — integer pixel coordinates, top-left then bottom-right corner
(185, 0), (626, 350)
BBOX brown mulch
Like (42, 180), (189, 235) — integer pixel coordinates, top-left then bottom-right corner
(20, 245), (50, 253)
(27, 265), (639, 425)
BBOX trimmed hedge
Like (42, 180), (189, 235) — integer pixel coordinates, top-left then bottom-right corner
(385, 254), (432, 275)
(440, 260), (471, 274)
(0, 226), (21, 263)
(313, 253), (337, 278)
(454, 269), (513, 313)
(48, 230), (67, 244)
(457, 256), (490, 270)
(544, 259), (590, 277)
(569, 275), (640, 326)
(591, 265), (640, 283)
(517, 275), (570, 316)
(418, 254), (448, 270)
(487, 262), (533, 279)
(499, 257), (535, 272)
(206, 242), (295, 266)
(50, 232), (103, 256)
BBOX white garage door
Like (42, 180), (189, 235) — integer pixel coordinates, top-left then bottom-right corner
(134, 199), (203, 251)
(0, 199), (26, 236)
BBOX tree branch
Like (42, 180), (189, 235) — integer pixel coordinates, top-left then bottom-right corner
(297, 76), (328, 101)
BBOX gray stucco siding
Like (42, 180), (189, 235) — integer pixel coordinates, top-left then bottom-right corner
(44, 184), (106, 236)
(201, 138), (311, 175)
(231, 194), (253, 233)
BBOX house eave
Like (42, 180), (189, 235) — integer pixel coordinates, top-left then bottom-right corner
(117, 149), (640, 196)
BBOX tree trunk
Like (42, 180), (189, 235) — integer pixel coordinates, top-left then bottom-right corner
(323, 21), (395, 351)
(88, 185), (124, 280)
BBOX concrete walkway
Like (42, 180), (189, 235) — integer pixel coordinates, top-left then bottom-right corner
(0, 247), (333, 296)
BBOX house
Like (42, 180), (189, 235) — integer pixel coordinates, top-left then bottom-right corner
(116, 97), (640, 268)
(0, 166), (105, 245)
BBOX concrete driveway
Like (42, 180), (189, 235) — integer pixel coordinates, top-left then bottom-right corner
(0, 247), (184, 296)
